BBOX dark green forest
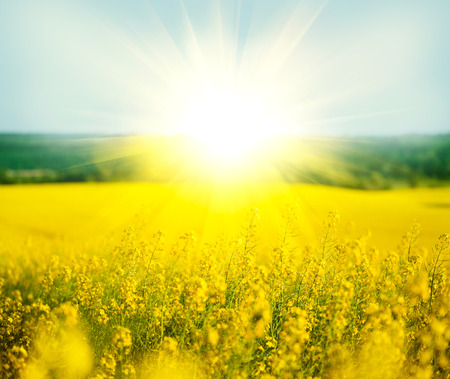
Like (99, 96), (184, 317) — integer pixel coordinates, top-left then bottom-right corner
(0, 133), (449, 189)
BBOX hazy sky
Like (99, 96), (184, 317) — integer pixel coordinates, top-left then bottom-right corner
(1, 0), (449, 136)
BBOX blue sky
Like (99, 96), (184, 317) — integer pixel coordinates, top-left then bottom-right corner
(0, 0), (449, 136)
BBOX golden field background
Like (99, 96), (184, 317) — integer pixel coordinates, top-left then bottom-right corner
(1, 183), (449, 250)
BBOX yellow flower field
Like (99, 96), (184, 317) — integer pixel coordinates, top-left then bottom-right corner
(0, 183), (449, 378)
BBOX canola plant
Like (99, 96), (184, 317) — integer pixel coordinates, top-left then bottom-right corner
(0, 207), (449, 378)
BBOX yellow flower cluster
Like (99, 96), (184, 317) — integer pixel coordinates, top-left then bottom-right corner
(0, 210), (449, 378)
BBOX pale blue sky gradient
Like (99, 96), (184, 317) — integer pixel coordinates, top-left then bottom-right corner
(0, 0), (449, 136)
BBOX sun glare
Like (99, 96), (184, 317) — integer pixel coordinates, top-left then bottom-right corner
(178, 86), (279, 161)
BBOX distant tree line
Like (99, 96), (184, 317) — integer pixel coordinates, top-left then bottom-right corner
(0, 133), (449, 189)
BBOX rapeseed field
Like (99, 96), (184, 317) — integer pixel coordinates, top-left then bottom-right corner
(0, 183), (449, 378)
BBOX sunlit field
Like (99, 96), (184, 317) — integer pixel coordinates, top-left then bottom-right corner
(1, 0), (450, 377)
(1, 182), (449, 378)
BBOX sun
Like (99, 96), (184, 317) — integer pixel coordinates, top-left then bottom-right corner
(177, 86), (280, 161)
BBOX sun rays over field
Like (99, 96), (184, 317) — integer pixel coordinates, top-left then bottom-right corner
(1, 0), (450, 376)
